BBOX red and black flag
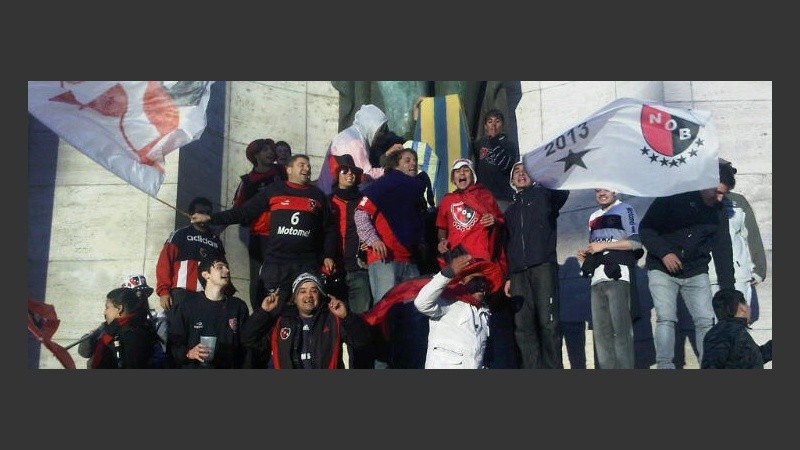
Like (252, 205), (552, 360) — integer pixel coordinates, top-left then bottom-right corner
(28, 298), (76, 369)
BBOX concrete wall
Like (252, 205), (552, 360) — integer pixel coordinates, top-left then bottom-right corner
(29, 81), (771, 369)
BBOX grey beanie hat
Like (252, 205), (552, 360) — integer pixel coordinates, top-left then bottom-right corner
(291, 272), (326, 298)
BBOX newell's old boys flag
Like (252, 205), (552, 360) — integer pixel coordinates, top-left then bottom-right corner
(28, 81), (215, 197)
(522, 97), (719, 197)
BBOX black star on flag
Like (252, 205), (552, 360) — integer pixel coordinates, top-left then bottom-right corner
(521, 98), (719, 197)
(557, 149), (592, 172)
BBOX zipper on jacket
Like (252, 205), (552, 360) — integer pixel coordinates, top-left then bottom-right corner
(519, 208), (526, 254)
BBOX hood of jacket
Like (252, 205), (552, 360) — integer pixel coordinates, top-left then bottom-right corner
(509, 161), (534, 193)
(353, 104), (387, 146)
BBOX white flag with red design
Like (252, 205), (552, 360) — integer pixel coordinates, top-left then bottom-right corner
(27, 81), (215, 196)
(522, 97), (719, 197)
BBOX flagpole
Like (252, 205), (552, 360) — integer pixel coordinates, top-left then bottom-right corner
(152, 196), (191, 219)
(64, 332), (94, 350)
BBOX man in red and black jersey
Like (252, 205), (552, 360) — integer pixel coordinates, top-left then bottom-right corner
(193, 154), (337, 318)
(232, 138), (287, 310)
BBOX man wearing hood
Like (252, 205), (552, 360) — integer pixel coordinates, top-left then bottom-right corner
(435, 158), (515, 368)
(241, 272), (372, 369)
(504, 162), (570, 369)
(435, 158), (506, 271)
(317, 104), (391, 195)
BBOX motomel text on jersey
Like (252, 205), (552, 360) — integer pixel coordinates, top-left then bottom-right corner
(277, 226), (311, 237)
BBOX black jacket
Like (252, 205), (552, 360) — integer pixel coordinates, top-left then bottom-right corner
(168, 293), (250, 369)
(242, 303), (372, 369)
(78, 318), (157, 369)
(639, 190), (735, 289)
(504, 184), (569, 273)
(580, 249), (644, 322)
(330, 185), (364, 273)
(701, 317), (772, 369)
(472, 134), (519, 203)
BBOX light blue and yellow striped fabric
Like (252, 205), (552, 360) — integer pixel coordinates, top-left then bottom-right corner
(413, 94), (471, 205)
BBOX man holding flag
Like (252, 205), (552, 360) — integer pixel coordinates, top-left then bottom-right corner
(504, 162), (569, 369)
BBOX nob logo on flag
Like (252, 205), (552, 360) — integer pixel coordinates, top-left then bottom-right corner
(522, 97), (719, 197)
(641, 105), (701, 157)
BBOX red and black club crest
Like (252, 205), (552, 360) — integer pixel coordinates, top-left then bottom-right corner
(450, 201), (476, 231)
(640, 105), (700, 157)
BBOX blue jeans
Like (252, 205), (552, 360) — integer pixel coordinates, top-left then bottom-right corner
(648, 270), (714, 369)
(368, 260), (420, 302)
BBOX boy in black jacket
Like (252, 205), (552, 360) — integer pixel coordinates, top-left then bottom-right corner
(701, 289), (772, 369)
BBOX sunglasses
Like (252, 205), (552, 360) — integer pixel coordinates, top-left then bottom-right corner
(464, 277), (488, 294)
(338, 166), (355, 174)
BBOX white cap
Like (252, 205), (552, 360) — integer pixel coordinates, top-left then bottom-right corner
(451, 158), (477, 183)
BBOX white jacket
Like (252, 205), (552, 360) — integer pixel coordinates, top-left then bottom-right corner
(708, 192), (766, 285)
(413, 273), (490, 369)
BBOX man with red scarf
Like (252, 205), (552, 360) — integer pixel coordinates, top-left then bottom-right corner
(414, 254), (504, 368)
(360, 255), (504, 369)
(435, 158), (506, 272)
(78, 287), (158, 369)
(435, 158), (514, 367)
